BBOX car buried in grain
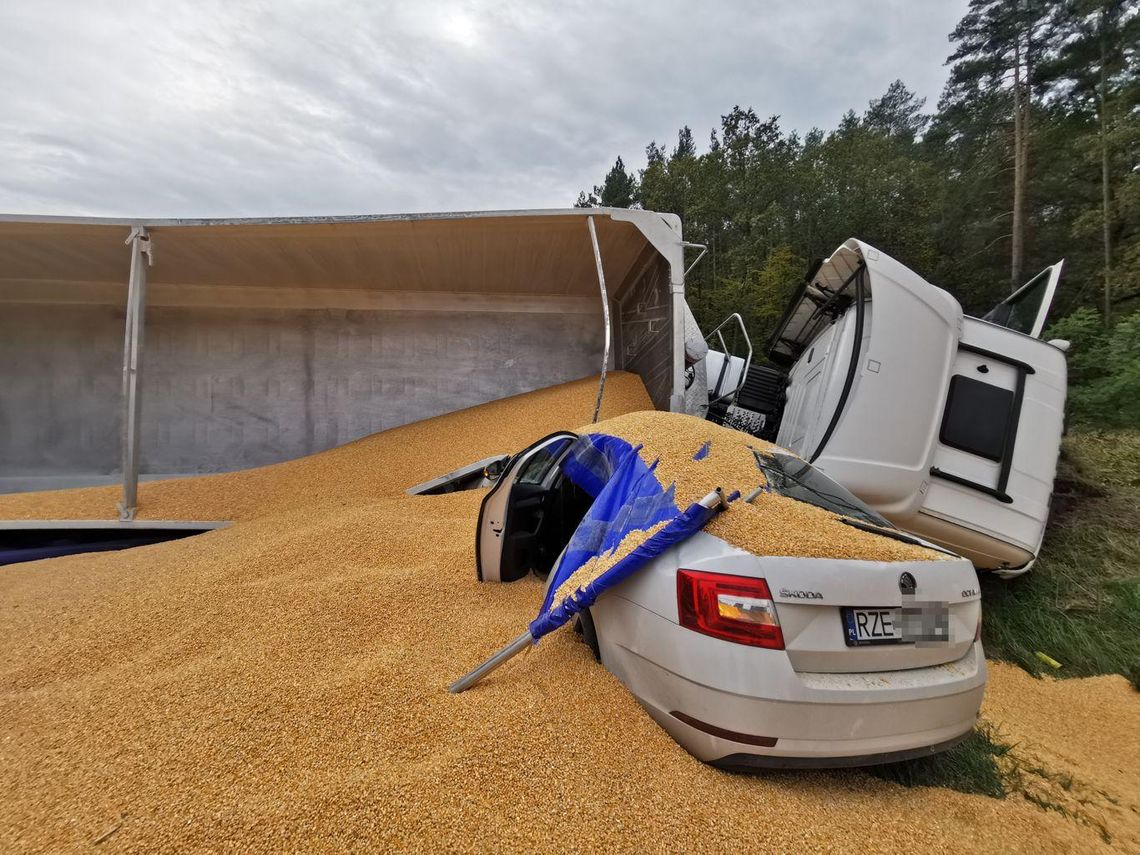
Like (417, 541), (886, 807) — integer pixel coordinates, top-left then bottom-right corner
(453, 413), (986, 770)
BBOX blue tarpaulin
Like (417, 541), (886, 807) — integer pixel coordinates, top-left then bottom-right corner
(527, 433), (726, 641)
(449, 430), (730, 693)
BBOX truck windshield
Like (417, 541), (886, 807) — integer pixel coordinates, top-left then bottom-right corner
(752, 450), (893, 529)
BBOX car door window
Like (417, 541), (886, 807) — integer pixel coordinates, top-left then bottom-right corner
(476, 432), (578, 583)
(516, 437), (572, 485)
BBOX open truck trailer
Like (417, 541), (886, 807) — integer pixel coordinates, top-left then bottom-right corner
(0, 208), (697, 512)
(691, 240), (1067, 577)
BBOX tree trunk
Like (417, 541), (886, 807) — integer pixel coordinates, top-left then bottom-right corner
(1023, 21), (1033, 279)
(1011, 37), (1025, 292)
(1100, 22), (1113, 326)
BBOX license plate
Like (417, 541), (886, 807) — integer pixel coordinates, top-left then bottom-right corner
(842, 604), (952, 646)
(842, 607), (903, 646)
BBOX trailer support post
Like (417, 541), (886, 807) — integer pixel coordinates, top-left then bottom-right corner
(670, 268), (686, 413)
(587, 216), (611, 424)
(117, 227), (152, 521)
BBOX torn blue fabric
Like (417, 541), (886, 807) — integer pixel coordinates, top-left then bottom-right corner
(560, 433), (638, 499)
(528, 499), (721, 640)
(536, 433), (678, 623)
(528, 431), (726, 642)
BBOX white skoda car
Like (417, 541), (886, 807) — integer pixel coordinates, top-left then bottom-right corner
(469, 420), (986, 769)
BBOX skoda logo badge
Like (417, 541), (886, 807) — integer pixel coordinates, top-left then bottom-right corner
(899, 572), (917, 595)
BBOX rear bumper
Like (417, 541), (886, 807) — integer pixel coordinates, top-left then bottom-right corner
(593, 597), (986, 766)
(713, 733), (971, 770)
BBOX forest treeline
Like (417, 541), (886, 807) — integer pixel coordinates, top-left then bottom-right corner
(576, 0), (1138, 427)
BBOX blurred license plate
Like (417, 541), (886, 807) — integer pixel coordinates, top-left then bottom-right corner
(842, 607), (902, 646)
(842, 604), (951, 646)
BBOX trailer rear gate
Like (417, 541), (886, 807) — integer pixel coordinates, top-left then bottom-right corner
(0, 210), (689, 513)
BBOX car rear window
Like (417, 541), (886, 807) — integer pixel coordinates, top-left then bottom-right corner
(753, 450), (893, 528)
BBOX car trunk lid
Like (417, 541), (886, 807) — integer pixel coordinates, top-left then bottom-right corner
(762, 555), (980, 673)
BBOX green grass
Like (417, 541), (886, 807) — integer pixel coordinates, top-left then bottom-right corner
(867, 725), (1011, 797)
(979, 429), (1140, 683)
(866, 430), (1140, 799)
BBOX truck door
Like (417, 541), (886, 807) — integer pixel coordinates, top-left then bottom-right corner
(476, 432), (577, 583)
(981, 261), (1064, 338)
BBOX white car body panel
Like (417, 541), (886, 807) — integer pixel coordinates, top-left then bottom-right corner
(477, 432), (576, 583)
(575, 531), (985, 766)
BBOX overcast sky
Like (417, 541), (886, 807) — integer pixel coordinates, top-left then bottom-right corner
(1, 0), (968, 218)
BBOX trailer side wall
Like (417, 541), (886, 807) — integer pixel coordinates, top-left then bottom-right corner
(0, 296), (604, 492)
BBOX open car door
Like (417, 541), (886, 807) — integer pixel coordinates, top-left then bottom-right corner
(476, 432), (578, 583)
(981, 261), (1065, 338)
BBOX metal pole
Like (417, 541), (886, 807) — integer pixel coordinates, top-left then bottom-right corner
(744, 484), (766, 503)
(669, 259), (686, 414)
(117, 227), (152, 521)
(700, 487), (728, 510)
(587, 216), (611, 424)
(448, 631), (533, 693)
(682, 242), (708, 278)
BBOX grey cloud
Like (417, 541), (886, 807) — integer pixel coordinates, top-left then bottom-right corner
(0, 0), (967, 217)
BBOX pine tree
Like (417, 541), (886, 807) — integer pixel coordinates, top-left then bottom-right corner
(673, 126), (696, 159)
(575, 158), (638, 209)
(864, 80), (929, 141)
(593, 157), (639, 208)
(946, 0), (1054, 290)
(1044, 0), (1140, 322)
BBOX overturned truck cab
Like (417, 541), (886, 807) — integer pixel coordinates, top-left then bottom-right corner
(699, 240), (1067, 578)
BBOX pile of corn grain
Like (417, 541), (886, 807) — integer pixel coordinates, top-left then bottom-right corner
(546, 410), (942, 618)
(584, 411), (949, 563)
(1, 373), (1135, 852)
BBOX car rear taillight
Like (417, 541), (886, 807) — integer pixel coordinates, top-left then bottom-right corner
(677, 569), (784, 649)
